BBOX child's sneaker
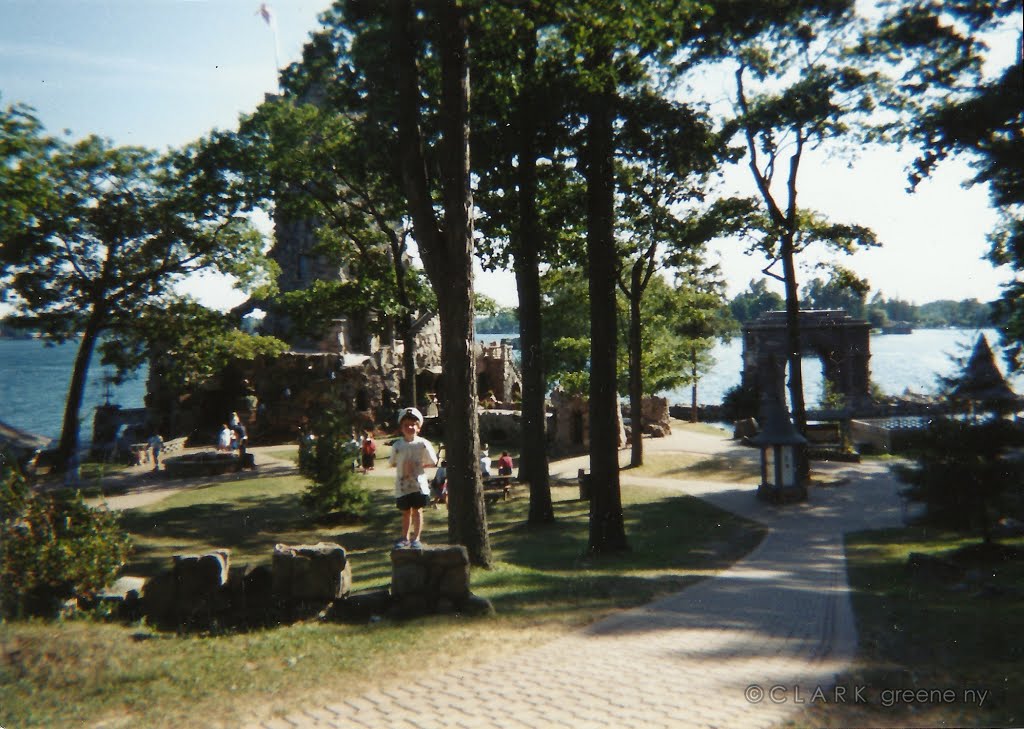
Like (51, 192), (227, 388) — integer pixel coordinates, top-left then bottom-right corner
(394, 538), (410, 549)
(409, 539), (423, 549)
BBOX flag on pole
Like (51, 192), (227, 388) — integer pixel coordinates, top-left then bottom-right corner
(258, 3), (274, 27)
(257, 3), (281, 90)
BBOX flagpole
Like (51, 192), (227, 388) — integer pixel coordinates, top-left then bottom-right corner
(258, 3), (281, 92)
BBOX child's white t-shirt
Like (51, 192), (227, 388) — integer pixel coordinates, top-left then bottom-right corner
(389, 436), (439, 497)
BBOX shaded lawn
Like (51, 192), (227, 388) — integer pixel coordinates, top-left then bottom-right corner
(789, 527), (1024, 729)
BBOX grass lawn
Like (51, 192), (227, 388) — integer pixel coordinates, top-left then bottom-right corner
(788, 527), (1024, 728)
(629, 452), (762, 483)
(0, 474), (765, 729)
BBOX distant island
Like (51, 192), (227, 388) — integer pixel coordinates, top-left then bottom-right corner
(0, 321), (37, 340)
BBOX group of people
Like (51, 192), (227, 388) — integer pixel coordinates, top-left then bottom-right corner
(478, 444), (514, 479)
(216, 412), (250, 468)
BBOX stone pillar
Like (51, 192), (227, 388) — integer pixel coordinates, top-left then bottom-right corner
(389, 545), (492, 617)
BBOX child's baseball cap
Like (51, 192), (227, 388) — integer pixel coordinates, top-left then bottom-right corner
(399, 406), (424, 425)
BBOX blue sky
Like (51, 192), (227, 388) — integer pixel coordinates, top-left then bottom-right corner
(1, 0), (1017, 311)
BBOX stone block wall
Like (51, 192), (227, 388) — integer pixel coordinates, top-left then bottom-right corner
(272, 542), (352, 601)
(119, 542), (490, 630)
(140, 543), (351, 629)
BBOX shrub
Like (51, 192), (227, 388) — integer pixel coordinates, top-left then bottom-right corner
(297, 408), (370, 519)
(893, 417), (1024, 542)
(0, 456), (132, 618)
(721, 384), (759, 420)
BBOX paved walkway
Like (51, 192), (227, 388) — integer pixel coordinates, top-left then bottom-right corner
(236, 433), (906, 729)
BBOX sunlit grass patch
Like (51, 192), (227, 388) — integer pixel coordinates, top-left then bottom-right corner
(629, 452), (762, 483)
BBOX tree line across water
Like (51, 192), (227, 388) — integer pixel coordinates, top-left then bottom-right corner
(476, 284), (999, 335)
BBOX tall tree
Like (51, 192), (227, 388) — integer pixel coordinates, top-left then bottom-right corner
(0, 109), (275, 469)
(471, 2), (585, 526)
(390, 0), (491, 566)
(617, 187), (750, 465)
(727, 5), (882, 447)
(800, 264), (871, 318)
(669, 267), (736, 423)
(229, 99), (435, 407)
(869, 0), (1023, 371)
(730, 278), (785, 324)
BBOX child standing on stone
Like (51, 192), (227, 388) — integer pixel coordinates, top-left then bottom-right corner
(389, 406), (438, 549)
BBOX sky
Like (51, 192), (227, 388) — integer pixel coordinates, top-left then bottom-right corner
(1, 0), (1017, 313)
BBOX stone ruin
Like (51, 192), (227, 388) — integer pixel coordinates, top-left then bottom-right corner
(741, 309), (872, 412)
(548, 390), (627, 454)
(89, 542), (492, 630)
(545, 391), (672, 454)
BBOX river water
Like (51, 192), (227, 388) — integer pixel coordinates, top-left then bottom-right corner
(2, 328), (1019, 441)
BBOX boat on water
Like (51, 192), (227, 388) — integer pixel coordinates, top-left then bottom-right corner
(879, 322), (914, 334)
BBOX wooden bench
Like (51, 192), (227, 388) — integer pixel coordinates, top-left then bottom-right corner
(134, 436), (189, 465)
(483, 475), (514, 502)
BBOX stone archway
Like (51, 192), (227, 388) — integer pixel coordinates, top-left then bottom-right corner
(741, 310), (872, 411)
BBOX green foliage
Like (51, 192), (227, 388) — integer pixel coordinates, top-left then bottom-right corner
(104, 299), (288, 393)
(0, 107), (276, 464)
(297, 409), (369, 519)
(0, 459), (132, 619)
(863, 292), (994, 329)
(892, 418), (1024, 541)
(229, 97), (436, 352)
(721, 384), (759, 420)
(475, 305), (519, 334)
(730, 279), (785, 323)
(801, 264), (870, 317)
(820, 378), (847, 410)
(867, 0), (1022, 371)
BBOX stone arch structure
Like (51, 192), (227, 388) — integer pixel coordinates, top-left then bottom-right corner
(741, 310), (872, 410)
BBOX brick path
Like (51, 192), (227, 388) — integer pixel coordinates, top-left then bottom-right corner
(242, 455), (905, 729)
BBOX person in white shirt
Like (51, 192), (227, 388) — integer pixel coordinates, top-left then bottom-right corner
(479, 444), (491, 479)
(217, 424), (233, 452)
(388, 407), (438, 549)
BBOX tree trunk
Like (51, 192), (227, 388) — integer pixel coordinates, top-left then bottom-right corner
(400, 310), (417, 408)
(514, 19), (554, 525)
(690, 350), (699, 423)
(627, 264), (644, 468)
(585, 46), (628, 553)
(391, 0), (490, 566)
(56, 312), (103, 471)
(781, 238), (810, 481)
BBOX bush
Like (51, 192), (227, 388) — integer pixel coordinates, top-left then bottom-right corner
(0, 457), (132, 618)
(297, 409), (370, 519)
(893, 418), (1024, 541)
(721, 384), (759, 420)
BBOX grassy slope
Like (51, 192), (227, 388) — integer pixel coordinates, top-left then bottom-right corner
(0, 475), (765, 729)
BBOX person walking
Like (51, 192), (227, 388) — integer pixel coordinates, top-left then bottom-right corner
(361, 430), (377, 473)
(388, 407), (438, 549)
(148, 433), (164, 472)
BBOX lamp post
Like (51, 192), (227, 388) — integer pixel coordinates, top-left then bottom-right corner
(750, 396), (808, 503)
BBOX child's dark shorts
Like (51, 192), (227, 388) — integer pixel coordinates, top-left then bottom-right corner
(396, 492), (430, 511)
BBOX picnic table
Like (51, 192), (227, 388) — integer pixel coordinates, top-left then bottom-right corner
(483, 475), (514, 501)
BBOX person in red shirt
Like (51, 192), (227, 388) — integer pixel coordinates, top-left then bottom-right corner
(496, 451), (514, 476)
